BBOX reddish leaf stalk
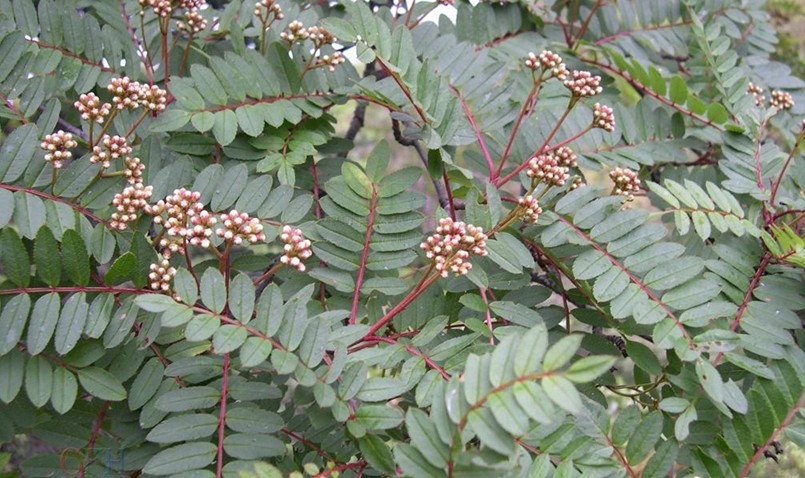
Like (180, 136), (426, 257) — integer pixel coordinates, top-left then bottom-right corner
(0, 184), (110, 229)
(739, 391), (805, 477)
(215, 354), (229, 478)
(350, 188), (378, 324)
(769, 133), (802, 205)
(76, 401), (110, 478)
(361, 335), (449, 380)
(712, 252), (771, 365)
(360, 271), (441, 339)
(496, 79), (541, 179)
(479, 288), (494, 344)
(494, 102), (575, 188)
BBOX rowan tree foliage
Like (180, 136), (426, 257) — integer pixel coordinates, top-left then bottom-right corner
(0, 0), (804, 477)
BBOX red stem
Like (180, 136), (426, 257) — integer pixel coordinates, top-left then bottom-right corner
(0, 184), (111, 229)
(215, 354), (229, 478)
(360, 272), (440, 339)
(312, 462), (366, 478)
(350, 188), (377, 324)
(494, 103), (575, 188)
(712, 252), (771, 365)
(442, 169), (456, 220)
(496, 80), (540, 179)
(376, 58), (428, 124)
(119, 0), (154, 84)
(450, 85), (494, 179)
(361, 336), (450, 380)
(769, 134), (801, 205)
(479, 288), (494, 345)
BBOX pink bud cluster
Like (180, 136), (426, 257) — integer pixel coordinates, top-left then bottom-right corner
(111, 183), (153, 230)
(74, 93), (111, 124)
(186, 210), (217, 248)
(280, 226), (313, 271)
(610, 167), (641, 201)
(216, 210), (265, 245)
(518, 196), (543, 224)
(318, 52), (345, 72)
(255, 0), (284, 19)
(40, 130), (78, 169)
(149, 258), (177, 291)
(420, 218), (488, 278)
(525, 50), (569, 80)
(149, 188), (204, 235)
(564, 70), (603, 97)
(307, 26), (337, 47)
(139, 0), (172, 17)
(526, 153), (570, 187)
(91, 135), (132, 169)
(570, 177), (586, 190)
(770, 90), (794, 110)
(178, 10), (207, 34)
(592, 103), (615, 132)
(124, 156), (145, 184)
(281, 21), (308, 43)
(747, 82), (765, 106)
(107, 77), (167, 112)
(552, 146), (577, 168)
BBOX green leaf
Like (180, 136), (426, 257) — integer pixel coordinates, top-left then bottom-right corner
(34, 226), (60, 286)
(669, 76), (688, 104)
(513, 323), (549, 376)
(90, 224), (115, 264)
(143, 442), (217, 476)
(61, 229), (89, 286)
(128, 358), (164, 410)
(211, 164), (248, 211)
(543, 334), (583, 371)
(104, 252), (137, 285)
(212, 324), (248, 354)
(54, 292), (88, 355)
(77, 367), (126, 401)
(26, 292), (60, 355)
(135, 294), (179, 313)
(213, 109), (238, 146)
(24, 356), (52, 407)
(0, 349), (25, 403)
(200, 268), (226, 313)
(0, 124), (38, 183)
(155, 386), (219, 412)
(565, 355), (617, 382)
(625, 411), (662, 463)
(706, 103), (728, 124)
(642, 439), (678, 478)
(354, 404), (405, 430)
(695, 358), (723, 404)
(406, 408), (448, 467)
(229, 273), (255, 323)
(359, 435), (396, 475)
(185, 314), (221, 341)
(146, 413), (218, 444)
(0, 227), (31, 287)
(50, 367), (77, 414)
(223, 433), (285, 459)
(542, 375), (582, 413)
(0, 294), (30, 355)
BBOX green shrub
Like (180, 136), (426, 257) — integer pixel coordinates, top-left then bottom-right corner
(0, 0), (804, 477)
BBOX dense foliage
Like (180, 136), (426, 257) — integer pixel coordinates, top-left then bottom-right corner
(0, 0), (804, 476)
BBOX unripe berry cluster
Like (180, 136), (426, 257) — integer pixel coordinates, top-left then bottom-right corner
(74, 93), (111, 124)
(139, 0), (172, 17)
(186, 210), (217, 249)
(111, 183), (153, 230)
(525, 50), (568, 80)
(592, 103), (616, 132)
(148, 188), (205, 236)
(420, 218), (488, 278)
(564, 70), (603, 97)
(770, 90), (794, 110)
(281, 21), (308, 43)
(216, 210), (266, 245)
(91, 135), (132, 169)
(610, 167), (641, 202)
(149, 258), (177, 291)
(124, 157), (145, 184)
(518, 196), (543, 224)
(178, 10), (207, 34)
(527, 153), (570, 187)
(280, 226), (313, 272)
(40, 131), (78, 169)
